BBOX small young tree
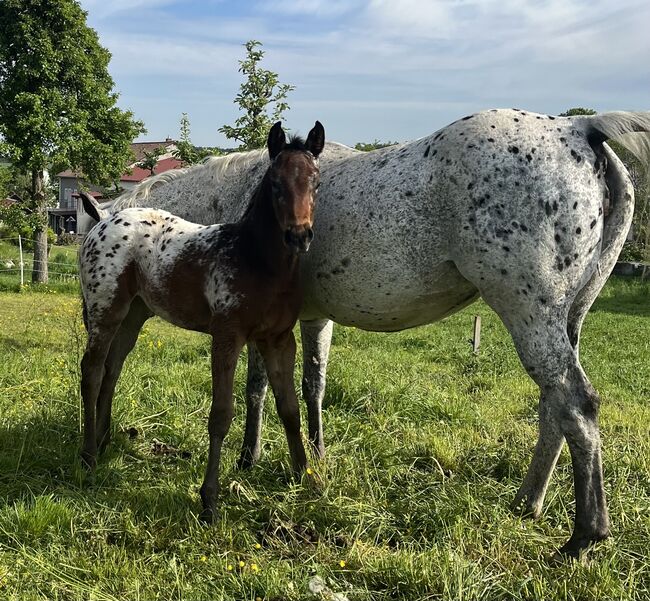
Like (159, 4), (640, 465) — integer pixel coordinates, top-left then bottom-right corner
(136, 147), (165, 176)
(0, 0), (145, 283)
(354, 140), (398, 152)
(174, 113), (199, 166)
(219, 40), (295, 150)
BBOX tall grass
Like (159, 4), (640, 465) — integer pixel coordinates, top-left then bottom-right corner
(0, 277), (648, 599)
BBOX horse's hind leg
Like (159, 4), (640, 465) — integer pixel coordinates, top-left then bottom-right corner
(237, 343), (268, 469)
(301, 319), (333, 459)
(95, 296), (152, 452)
(258, 331), (308, 474)
(482, 295), (609, 556)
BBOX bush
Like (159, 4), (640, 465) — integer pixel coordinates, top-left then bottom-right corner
(55, 232), (78, 246)
(619, 240), (647, 263)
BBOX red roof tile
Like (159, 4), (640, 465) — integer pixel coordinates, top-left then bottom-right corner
(121, 157), (184, 182)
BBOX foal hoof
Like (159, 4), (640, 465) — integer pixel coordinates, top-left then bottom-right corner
(556, 530), (609, 561)
(510, 495), (541, 520)
(199, 506), (217, 525)
(80, 451), (96, 471)
(236, 450), (259, 471)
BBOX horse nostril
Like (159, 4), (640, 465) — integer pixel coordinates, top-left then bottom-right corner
(306, 228), (314, 242)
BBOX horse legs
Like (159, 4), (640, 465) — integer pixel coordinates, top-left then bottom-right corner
(81, 313), (128, 469)
(95, 297), (152, 452)
(257, 331), (308, 475)
(300, 319), (333, 459)
(200, 332), (244, 523)
(484, 297), (609, 556)
(237, 343), (268, 469)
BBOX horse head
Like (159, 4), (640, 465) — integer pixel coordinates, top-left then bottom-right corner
(267, 120), (324, 253)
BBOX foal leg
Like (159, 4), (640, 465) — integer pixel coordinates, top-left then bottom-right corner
(237, 343), (269, 469)
(200, 332), (244, 523)
(95, 297), (152, 452)
(81, 318), (126, 469)
(258, 331), (308, 474)
(300, 319), (333, 459)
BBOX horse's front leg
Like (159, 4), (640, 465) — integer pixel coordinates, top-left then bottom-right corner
(300, 319), (333, 459)
(200, 332), (244, 523)
(237, 343), (269, 469)
(257, 331), (308, 474)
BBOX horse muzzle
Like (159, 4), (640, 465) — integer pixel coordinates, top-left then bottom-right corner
(284, 226), (314, 254)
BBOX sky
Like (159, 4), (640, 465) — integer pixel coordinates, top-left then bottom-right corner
(78, 0), (650, 147)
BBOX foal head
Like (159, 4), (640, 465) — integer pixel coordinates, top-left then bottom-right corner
(266, 121), (325, 253)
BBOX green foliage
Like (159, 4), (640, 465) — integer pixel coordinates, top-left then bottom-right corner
(219, 40), (295, 150)
(354, 139), (399, 152)
(173, 113), (222, 165)
(0, 0), (145, 183)
(559, 107), (598, 116)
(136, 147), (165, 176)
(0, 278), (649, 597)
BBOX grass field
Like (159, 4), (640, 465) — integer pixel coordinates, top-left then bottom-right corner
(0, 277), (649, 600)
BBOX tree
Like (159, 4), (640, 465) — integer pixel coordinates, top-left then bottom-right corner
(219, 40), (295, 150)
(136, 147), (165, 176)
(354, 139), (398, 152)
(559, 107), (597, 117)
(0, 0), (145, 283)
(173, 113), (222, 165)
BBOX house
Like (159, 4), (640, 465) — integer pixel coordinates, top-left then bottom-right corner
(50, 140), (182, 236)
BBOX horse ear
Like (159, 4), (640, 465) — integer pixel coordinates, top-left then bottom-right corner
(267, 121), (286, 159)
(305, 120), (325, 158)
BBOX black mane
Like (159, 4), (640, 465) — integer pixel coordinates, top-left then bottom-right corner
(284, 134), (307, 152)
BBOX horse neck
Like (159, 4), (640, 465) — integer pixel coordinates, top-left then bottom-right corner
(239, 172), (298, 274)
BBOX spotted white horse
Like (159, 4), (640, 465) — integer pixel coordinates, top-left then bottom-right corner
(107, 109), (650, 556)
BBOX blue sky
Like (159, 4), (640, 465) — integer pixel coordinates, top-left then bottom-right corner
(79, 0), (650, 147)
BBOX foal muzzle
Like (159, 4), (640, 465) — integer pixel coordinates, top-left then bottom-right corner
(284, 227), (314, 254)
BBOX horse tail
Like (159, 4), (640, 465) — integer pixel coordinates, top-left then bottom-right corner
(574, 111), (650, 168)
(79, 191), (107, 222)
(566, 112), (648, 353)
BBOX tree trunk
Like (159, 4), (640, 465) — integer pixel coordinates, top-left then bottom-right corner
(31, 168), (48, 284)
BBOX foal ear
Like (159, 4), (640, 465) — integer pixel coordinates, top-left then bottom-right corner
(267, 121), (286, 159)
(305, 121), (325, 158)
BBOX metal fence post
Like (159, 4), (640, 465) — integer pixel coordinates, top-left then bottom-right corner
(18, 234), (24, 286)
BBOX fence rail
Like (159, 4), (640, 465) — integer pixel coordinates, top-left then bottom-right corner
(0, 235), (79, 283)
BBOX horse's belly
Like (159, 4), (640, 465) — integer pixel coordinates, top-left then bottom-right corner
(301, 260), (479, 331)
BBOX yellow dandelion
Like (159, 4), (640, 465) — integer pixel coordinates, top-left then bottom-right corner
(306, 467), (314, 475)
(200, 555), (207, 562)
(226, 564), (233, 571)
(254, 543), (261, 550)
(339, 560), (346, 568)
(251, 563), (259, 572)
(157, 340), (162, 348)
(238, 560), (245, 568)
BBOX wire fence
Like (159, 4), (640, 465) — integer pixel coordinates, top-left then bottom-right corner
(0, 235), (79, 283)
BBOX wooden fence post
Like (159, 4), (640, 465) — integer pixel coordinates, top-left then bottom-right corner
(18, 234), (24, 286)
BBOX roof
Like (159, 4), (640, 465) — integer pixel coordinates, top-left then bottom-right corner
(120, 157), (184, 182)
(57, 139), (179, 181)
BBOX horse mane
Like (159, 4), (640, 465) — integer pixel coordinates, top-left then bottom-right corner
(111, 148), (268, 212)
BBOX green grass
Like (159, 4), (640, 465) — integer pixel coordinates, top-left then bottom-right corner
(0, 277), (649, 599)
(0, 240), (79, 292)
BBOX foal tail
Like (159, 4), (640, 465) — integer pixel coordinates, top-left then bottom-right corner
(79, 191), (107, 223)
(567, 111), (650, 352)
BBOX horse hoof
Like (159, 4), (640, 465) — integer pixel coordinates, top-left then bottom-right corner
(199, 507), (217, 524)
(80, 451), (96, 471)
(510, 495), (540, 520)
(236, 452), (258, 470)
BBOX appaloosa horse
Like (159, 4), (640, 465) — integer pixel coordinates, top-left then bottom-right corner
(106, 109), (650, 555)
(79, 121), (325, 520)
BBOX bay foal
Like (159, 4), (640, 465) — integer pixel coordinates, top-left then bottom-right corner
(79, 121), (325, 520)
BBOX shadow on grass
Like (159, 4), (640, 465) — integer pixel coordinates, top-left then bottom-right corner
(591, 279), (650, 317)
